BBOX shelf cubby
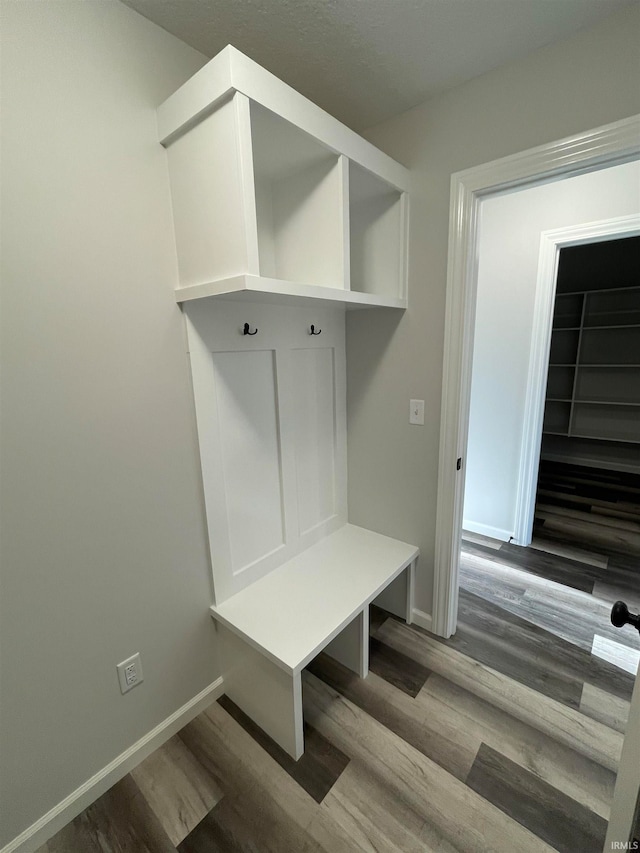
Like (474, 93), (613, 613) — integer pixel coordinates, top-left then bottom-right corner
(546, 365), (575, 400)
(553, 294), (584, 329)
(348, 163), (406, 301)
(571, 403), (640, 444)
(541, 434), (640, 474)
(543, 400), (571, 436)
(160, 48), (410, 310)
(250, 102), (345, 290)
(580, 327), (639, 365)
(575, 365), (640, 405)
(549, 329), (579, 366)
(583, 287), (640, 328)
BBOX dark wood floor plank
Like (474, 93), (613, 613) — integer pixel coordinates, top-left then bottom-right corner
(456, 588), (635, 703)
(304, 671), (557, 853)
(460, 550), (640, 657)
(369, 636), (431, 696)
(461, 538), (596, 593)
(130, 734), (223, 846)
(466, 744), (607, 853)
(178, 799), (242, 853)
(43, 776), (177, 853)
(179, 791), (322, 853)
(179, 702), (356, 852)
(376, 618), (623, 774)
(308, 651), (480, 782)
(217, 695), (349, 804)
(535, 512), (640, 556)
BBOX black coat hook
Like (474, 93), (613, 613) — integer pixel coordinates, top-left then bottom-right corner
(243, 322), (258, 336)
(309, 325), (322, 335)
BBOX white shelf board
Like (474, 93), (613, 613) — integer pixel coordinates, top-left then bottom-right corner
(158, 46), (409, 192)
(175, 274), (406, 310)
(210, 523), (418, 676)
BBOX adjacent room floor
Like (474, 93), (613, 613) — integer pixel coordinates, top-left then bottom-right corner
(40, 503), (637, 853)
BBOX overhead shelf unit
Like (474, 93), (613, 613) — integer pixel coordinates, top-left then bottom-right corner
(158, 46), (409, 309)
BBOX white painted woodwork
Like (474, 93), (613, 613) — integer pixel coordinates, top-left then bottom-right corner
(606, 664), (640, 848)
(433, 115), (640, 639)
(158, 46), (409, 191)
(165, 95), (257, 287)
(184, 299), (347, 603)
(158, 46), (409, 309)
(218, 623), (304, 759)
(324, 609), (369, 678)
(291, 346), (338, 536)
(160, 46), (419, 761)
(210, 524), (418, 676)
(250, 102), (345, 289)
(211, 350), (286, 574)
(173, 274), (407, 309)
(349, 162), (407, 300)
(213, 525), (417, 758)
(373, 560), (415, 624)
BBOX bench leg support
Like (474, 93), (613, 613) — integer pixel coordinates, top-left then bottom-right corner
(217, 624), (304, 760)
(372, 560), (416, 624)
(324, 609), (369, 677)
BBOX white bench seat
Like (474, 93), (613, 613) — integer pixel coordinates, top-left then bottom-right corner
(210, 523), (419, 759)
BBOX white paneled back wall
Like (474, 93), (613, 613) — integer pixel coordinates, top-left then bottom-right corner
(184, 300), (347, 603)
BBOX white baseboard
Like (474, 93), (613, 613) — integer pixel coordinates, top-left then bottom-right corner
(462, 519), (512, 542)
(2, 677), (225, 853)
(411, 608), (433, 633)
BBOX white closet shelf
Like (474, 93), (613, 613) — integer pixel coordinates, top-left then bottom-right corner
(175, 274), (407, 310)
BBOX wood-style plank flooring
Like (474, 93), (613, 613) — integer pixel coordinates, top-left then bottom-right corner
(39, 462), (638, 852)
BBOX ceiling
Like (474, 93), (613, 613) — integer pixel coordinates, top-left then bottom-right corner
(123, 0), (636, 130)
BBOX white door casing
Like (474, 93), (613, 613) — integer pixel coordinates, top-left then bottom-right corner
(512, 214), (640, 547)
(606, 637), (640, 848)
(433, 114), (640, 640)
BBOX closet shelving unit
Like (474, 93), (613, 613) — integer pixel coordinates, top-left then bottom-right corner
(543, 282), (640, 469)
(158, 46), (417, 760)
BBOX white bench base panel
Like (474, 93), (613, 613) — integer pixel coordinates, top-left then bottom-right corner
(211, 525), (418, 759)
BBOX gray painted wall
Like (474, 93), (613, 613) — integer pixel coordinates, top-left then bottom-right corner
(347, 3), (640, 615)
(0, 2), (212, 846)
(2, 0), (640, 847)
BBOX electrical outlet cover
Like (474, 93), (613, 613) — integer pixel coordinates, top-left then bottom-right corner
(117, 652), (144, 694)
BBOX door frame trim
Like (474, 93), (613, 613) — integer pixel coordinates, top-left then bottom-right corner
(512, 213), (640, 547)
(432, 114), (640, 639)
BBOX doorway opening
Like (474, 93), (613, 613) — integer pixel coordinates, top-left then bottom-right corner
(433, 115), (640, 640)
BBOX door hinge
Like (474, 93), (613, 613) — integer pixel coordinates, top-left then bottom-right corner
(456, 457), (462, 471)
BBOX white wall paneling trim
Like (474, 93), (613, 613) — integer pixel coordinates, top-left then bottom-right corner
(0, 678), (224, 853)
(184, 300), (347, 603)
(512, 214), (640, 546)
(433, 114), (640, 639)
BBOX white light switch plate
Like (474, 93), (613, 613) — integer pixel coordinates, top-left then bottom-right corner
(409, 399), (425, 425)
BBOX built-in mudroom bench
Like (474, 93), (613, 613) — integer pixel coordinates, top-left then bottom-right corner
(157, 46), (418, 759)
